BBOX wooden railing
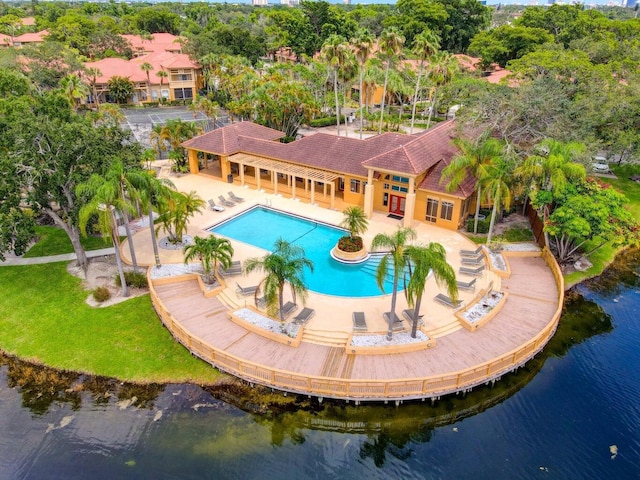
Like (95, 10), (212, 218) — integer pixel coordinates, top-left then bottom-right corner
(148, 251), (564, 401)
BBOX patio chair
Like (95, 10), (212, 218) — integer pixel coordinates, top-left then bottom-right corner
(460, 246), (482, 257)
(457, 278), (477, 292)
(383, 311), (405, 332)
(218, 195), (235, 207)
(352, 312), (368, 332)
(235, 282), (258, 297)
(218, 260), (242, 277)
(461, 254), (484, 266)
(255, 295), (267, 309)
(434, 293), (462, 309)
(292, 307), (315, 325)
(228, 191), (245, 203)
(208, 199), (225, 212)
(279, 301), (297, 320)
(459, 265), (484, 277)
(402, 309), (425, 327)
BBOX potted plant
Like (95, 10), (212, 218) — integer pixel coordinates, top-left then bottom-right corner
(332, 206), (369, 262)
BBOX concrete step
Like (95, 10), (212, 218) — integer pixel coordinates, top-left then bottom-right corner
(302, 329), (349, 347)
(429, 321), (463, 338)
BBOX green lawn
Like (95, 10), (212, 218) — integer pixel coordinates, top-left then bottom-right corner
(0, 262), (220, 385)
(24, 226), (120, 257)
(608, 164), (640, 220)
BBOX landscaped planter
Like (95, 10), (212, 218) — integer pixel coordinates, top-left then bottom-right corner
(230, 307), (303, 347)
(331, 245), (369, 263)
(346, 331), (436, 354)
(456, 290), (508, 331)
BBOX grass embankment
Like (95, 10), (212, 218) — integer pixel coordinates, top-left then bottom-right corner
(24, 226), (115, 257)
(0, 262), (220, 384)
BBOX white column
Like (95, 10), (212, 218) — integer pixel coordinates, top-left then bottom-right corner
(310, 180), (315, 204)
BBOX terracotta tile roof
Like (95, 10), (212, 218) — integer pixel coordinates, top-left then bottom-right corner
(417, 159), (476, 198)
(181, 122), (286, 154)
(14, 30), (48, 43)
(85, 52), (199, 85)
(362, 120), (458, 174)
(122, 33), (184, 54)
(20, 17), (36, 26)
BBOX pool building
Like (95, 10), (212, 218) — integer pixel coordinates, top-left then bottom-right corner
(182, 120), (475, 231)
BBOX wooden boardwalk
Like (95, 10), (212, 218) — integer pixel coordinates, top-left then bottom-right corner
(150, 251), (562, 401)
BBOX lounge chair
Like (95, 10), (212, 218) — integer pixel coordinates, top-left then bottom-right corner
(402, 309), (425, 327)
(460, 246), (482, 257)
(434, 293), (462, 309)
(461, 255), (484, 266)
(278, 301), (297, 320)
(235, 282), (258, 297)
(218, 195), (235, 207)
(292, 307), (315, 325)
(383, 311), (405, 331)
(228, 191), (245, 203)
(255, 295), (267, 309)
(459, 265), (484, 277)
(352, 312), (368, 332)
(208, 199), (225, 212)
(218, 260), (242, 277)
(457, 278), (477, 292)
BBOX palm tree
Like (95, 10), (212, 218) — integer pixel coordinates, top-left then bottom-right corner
(441, 135), (503, 234)
(156, 69), (168, 102)
(85, 67), (102, 108)
(77, 159), (149, 273)
(409, 29), (440, 134)
(351, 29), (374, 139)
(150, 123), (167, 158)
(138, 174), (174, 268)
(377, 27), (405, 135)
(107, 75), (135, 105)
(371, 227), (416, 340)
(515, 139), (586, 247)
(426, 51), (457, 129)
(244, 239), (314, 322)
(183, 235), (234, 285)
(60, 73), (90, 111)
(340, 206), (369, 240)
(321, 34), (352, 137)
(140, 62), (154, 102)
(155, 190), (205, 244)
(405, 243), (457, 338)
(483, 155), (515, 245)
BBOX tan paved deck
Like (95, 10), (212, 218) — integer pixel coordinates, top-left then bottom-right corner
(124, 171), (562, 401)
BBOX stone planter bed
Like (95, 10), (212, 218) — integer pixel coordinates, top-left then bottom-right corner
(348, 330), (435, 354)
(231, 307), (302, 346)
(456, 290), (507, 332)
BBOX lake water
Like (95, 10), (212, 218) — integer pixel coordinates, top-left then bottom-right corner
(1, 249), (639, 479)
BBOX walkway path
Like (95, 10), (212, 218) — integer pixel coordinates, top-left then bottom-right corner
(0, 248), (115, 266)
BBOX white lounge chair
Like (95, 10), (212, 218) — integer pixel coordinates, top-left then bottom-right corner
(459, 265), (484, 277)
(460, 246), (482, 257)
(218, 195), (235, 207)
(383, 311), (405, 331)
(236, 282), (258, 297)
(457, 278), (477, 292)
(279, 301), (297, 320)
(352, 312), (368, 332)
(228, 191), (245, 203)
(293, 307), (315, 325)
(218, 260), (242, 277)
(402, 309), (425, 327)
(208, 199), (224, 212)
(434, 293), (462, 309)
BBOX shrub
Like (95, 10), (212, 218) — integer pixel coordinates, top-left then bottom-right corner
(114, 270), (148, 288)
(337, 235), (364, 252)
(93, 286), (111, 303)
(308, 115), (346, 127)
(467, 217), (490, 234)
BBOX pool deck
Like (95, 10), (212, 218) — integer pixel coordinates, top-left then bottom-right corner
(122, 172), (563, 402)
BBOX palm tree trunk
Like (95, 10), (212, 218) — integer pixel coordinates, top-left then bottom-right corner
(149, 204), (161, 268)
(121, 210), (139, 272)
(474, 187), (482, 234)
(411, 295), (423, 338)
(486, 192), (500, 245)
(334, 70), (341, 136)
(410, 63), (424, 135)
(110, 209), (129, 297)
(359, 70), (364, 140)
(387, 275), (399, 341)
(426, 89), (437, 129)
(378, 65), (390, 135)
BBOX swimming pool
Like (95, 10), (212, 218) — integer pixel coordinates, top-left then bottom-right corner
(209, 206), (399, 297)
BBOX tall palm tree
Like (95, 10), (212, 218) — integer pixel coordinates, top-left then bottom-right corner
(405, 243), (457, 338)
(377, 27), (405, 135)
(85, 67), (102, 108)
(351, 28), (374, 139)
(441, 135), (503, 234)
(371, 227), (416, 340)
(77, 159), (149, 273)
(515, 139), (586, 247)
(138, 175), (174, 269)
(321, 34), (352, 137)
(183, 235), (234, 285)
(426, 51), (457, 129)
(409, 29), (440, 134)
(340, 206), (369, 240)
(60, 73), (90, 111)
(156, 69), (168, 102)
(483, 156), (515, 245)
(140, 62), (154, 102)
(244, 239), (314, 322)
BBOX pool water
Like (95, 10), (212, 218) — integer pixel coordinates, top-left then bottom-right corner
(210, 206), (399, 297)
